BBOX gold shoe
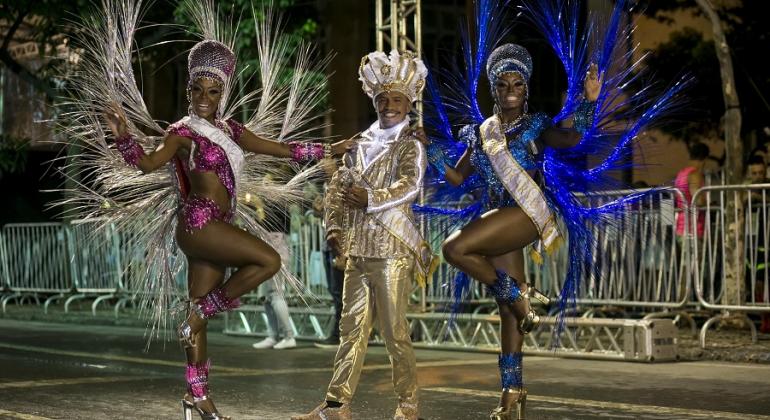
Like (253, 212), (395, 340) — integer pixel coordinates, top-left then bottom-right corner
(518, 287), (550, 334)
(291, 402), (352, 420)
(394, 399), (419, 420)
(527, 287), (550, 305)
(518, 309), (540, 334)
(489, 388), (527, 420)
(182, 395), (230, 420)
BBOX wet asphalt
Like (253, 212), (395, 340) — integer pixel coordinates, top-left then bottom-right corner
(1, 318), (769, 420)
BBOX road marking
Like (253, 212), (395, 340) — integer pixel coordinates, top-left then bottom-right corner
(0, 409), (53, 420)
(423, 386), (770, 420)
(0, 376), (147, 390)
(684, 360), (770, 371)
(0, 342), (184, 368)
(0, 342), (497, 377)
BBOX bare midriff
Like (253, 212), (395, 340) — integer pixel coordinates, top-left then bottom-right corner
(184, 166), (232, 213)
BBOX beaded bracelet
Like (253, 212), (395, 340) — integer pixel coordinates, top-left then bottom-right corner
(426, 143), (449, 177)
(115, 133), (144, 167)
(573, 99), (597, 134)
(288, 142), (325, 163)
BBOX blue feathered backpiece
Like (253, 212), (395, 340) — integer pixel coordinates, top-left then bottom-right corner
(418, 0), (692, 340)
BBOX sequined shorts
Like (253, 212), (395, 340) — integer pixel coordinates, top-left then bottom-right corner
(487, 187), (518, 210)
(180, 196), (233, 232)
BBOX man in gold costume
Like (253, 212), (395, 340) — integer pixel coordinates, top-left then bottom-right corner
(292, 49), (434, 420)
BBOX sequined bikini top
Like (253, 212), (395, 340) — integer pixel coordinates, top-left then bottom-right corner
(167, 118), (244, 198)
(459, 112), (549, 195)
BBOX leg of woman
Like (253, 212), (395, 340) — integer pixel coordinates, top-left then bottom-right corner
(442, 207), (538, 286)
(497, 302), (524, 410)
(178, 221), (283, 297)
(491, 249), (531, 322)
(184, 258), (225, 414)
(177, 220), (283, 334)
(491, 251), (526, 355)
(185, 259), (226, 362)
(443, 207), (538, 323)
(492, 251), (527, 414)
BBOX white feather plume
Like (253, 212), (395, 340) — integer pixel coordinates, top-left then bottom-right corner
(53, 0), (330, 343)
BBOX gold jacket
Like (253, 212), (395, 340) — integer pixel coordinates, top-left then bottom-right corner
(324, 129), (426, 260)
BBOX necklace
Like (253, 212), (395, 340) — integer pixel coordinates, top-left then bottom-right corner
(498, 113), (527, 133)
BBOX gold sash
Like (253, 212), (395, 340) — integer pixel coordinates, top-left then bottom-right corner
(370, 206), (438, 288)
(479, 115), (563, 263)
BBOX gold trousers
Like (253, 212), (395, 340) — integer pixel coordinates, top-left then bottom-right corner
(325, 256), (418, 405)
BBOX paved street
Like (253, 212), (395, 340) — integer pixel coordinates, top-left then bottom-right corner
(1, 318), (769, 419)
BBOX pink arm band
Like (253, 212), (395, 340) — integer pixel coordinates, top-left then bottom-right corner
(289, 141), (326, 163)
(114, 133), (144, 167)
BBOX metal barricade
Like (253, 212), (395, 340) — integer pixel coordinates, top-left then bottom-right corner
(573, 188), (690, 309)
(297, 210), (328, 298)
(691, 184), (770, 346)
(284, 208), (315, 297)
(113, 218), (153, 297)
(66, 219), (123, 313)
(692, 184), (770, 312)
(420, 188), (691, 313)
(0, 229), (8, 290)
(1, 223), (72, 312)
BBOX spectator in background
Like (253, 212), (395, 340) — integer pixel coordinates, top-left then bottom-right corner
(252, 209), (297, 349)
(758, 126), (770, 179)
(747, 155), (769, 184)
(744, 154), (768, 209)
(674, 142), (709, 239)
(744, 155), (770, 333)
(312, 159), (344, 348)
(252, 234), (297, 349)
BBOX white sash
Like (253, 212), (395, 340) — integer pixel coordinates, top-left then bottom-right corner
(182, 115), (245, 191)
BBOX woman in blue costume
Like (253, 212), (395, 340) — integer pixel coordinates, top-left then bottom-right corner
(422, 1), (691, 418)
(428, 43), (599, 420)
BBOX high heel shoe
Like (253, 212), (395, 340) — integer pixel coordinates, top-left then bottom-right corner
(182, 395), (231, 420)
(178, 300), (208, 348)
(178, 319), (195, 348)
(179, 288), (240, 348)
(518, 287), (550, 334)
(489, 387), (527, 420)
(526, 287), (550, 306)
(178, 304), (204, 348)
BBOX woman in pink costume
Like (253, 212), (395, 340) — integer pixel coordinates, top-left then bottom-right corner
(105, 40), (351, 418)
(65, 1), (351, 418)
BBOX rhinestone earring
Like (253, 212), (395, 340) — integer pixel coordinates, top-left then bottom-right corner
(186, 85), (195, 118)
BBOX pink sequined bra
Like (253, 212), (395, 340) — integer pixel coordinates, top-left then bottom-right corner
(167, 118), (244, 198)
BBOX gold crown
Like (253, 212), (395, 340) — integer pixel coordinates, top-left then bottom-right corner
(358, 49), (427, 102)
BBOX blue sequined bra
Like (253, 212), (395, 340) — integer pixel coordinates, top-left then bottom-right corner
(459, 113), (550, 209)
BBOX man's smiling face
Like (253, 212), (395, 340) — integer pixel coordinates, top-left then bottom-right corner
(375, 91), (411, 129)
